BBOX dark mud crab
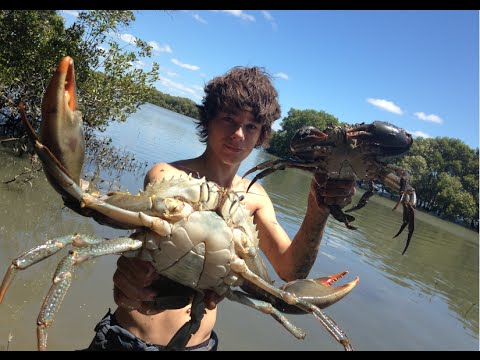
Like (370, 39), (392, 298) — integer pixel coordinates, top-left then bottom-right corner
(0, 56), (359, 351)
(243, 122), (417, 255)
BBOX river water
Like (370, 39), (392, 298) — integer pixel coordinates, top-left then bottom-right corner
(0, 103), (478, 351)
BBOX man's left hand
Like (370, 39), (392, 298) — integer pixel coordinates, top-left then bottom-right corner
(310, 173), (356, 209)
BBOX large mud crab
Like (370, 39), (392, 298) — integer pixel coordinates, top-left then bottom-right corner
(0, 56), (359, 351)
(243, 122), (416, 255)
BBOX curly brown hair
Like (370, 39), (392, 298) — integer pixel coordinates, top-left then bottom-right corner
(196, 66), (281, 148)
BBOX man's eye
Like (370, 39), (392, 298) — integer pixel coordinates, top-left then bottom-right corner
(247, 124), (259, 131)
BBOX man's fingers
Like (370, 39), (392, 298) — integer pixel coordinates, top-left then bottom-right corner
(324, 196), (353, 207)
(315, 178), (356, 195)
(313, 172), (328, 187)
(204, 290), (223, 310)
(318, 187), (355, 198)
(113, 270), (157, 302)
(117, 256), (159, 287)
(113, 285), (143, 310)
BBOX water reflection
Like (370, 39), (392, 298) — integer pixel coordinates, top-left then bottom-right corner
(0, 103), (477, 350)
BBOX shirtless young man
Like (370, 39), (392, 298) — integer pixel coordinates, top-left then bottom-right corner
(85, 66), (355, 351)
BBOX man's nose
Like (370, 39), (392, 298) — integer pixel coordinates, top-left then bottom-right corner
(232, 125), (245, 140)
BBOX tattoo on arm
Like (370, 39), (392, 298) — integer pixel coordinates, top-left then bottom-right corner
(293, 227), (325, 279)
(294, 251), (318, 279)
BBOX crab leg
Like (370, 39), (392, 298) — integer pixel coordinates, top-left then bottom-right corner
(0, 235), (80, 304)
(231, 259), (355, 351)
(243, 159), (322, 193)
(36, 236), (143, 350)
(229, 271), (358, 342)
(377, 166), (416, 254)
(345, 180), (376, 213)
(329, 205), (358, 230)
(0, 234), (125, 305)
(226, 289), (307, 339)
(392, 202), (415, 255)
(244, 159), (360, 232)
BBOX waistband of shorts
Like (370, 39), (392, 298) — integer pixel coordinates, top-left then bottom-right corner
(100, 308), (218, 351)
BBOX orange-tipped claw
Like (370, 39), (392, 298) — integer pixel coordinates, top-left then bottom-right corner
(278, 271), (359, 313)
(316, 270), (351, 286)
(42, 56), (77, 117)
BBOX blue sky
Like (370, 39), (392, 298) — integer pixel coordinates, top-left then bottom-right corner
(61, 10), (479, 150)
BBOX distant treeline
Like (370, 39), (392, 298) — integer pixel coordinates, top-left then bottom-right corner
(146, 88), (200, 120)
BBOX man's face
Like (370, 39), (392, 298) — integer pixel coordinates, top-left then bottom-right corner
(207, 110), (262, 166)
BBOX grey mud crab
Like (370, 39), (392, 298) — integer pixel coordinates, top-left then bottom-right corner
(0, 56), (359, 351)
(243, 122), (417, 255)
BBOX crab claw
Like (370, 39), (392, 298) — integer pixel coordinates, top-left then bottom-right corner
(289, 126), (329, 155)
(21, 56), (86, 205)
(40, 56), (84, 186)
(276, 271), (359, 314)
(20, 56), (164, 229)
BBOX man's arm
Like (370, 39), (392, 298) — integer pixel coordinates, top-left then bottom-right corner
(253, 174), (356, 282)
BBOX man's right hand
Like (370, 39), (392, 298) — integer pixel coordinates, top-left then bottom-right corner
(113, 256), (163, 315)
(113, 256), (223, 315)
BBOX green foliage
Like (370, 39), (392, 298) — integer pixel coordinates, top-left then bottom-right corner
(436, 173), (476, 221)
(0, 10), (159, 132)
(397, 137), (479, 228)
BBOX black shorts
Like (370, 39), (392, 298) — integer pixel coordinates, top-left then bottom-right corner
(83, 309), (218, 351)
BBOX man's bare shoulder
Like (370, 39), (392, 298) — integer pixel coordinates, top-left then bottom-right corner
(239, 177), (272, 213)
(144, 162), (184, 187)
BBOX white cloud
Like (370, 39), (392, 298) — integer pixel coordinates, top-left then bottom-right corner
(192, 85), (205, 92)
(367, 98), (403, 115)
(133, 60), (145, 69)
(212, 10), (255, 22)
(157, 65), (179, 78)
(119, 33), (137, 45)
(157, 77), (203, 101)
(274, 72), (289, 80)
(410, 130), (431, 139)
(261, 10), (274, 21)
(61, 10), (78, 17)
(165, 70), (179, 77)
(413, 111), (443, 124)
(148, 41), (172, 53)
(171, 58), (200, 71)
(192, 13), (208, 24)
(261, 10), (277, 30)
